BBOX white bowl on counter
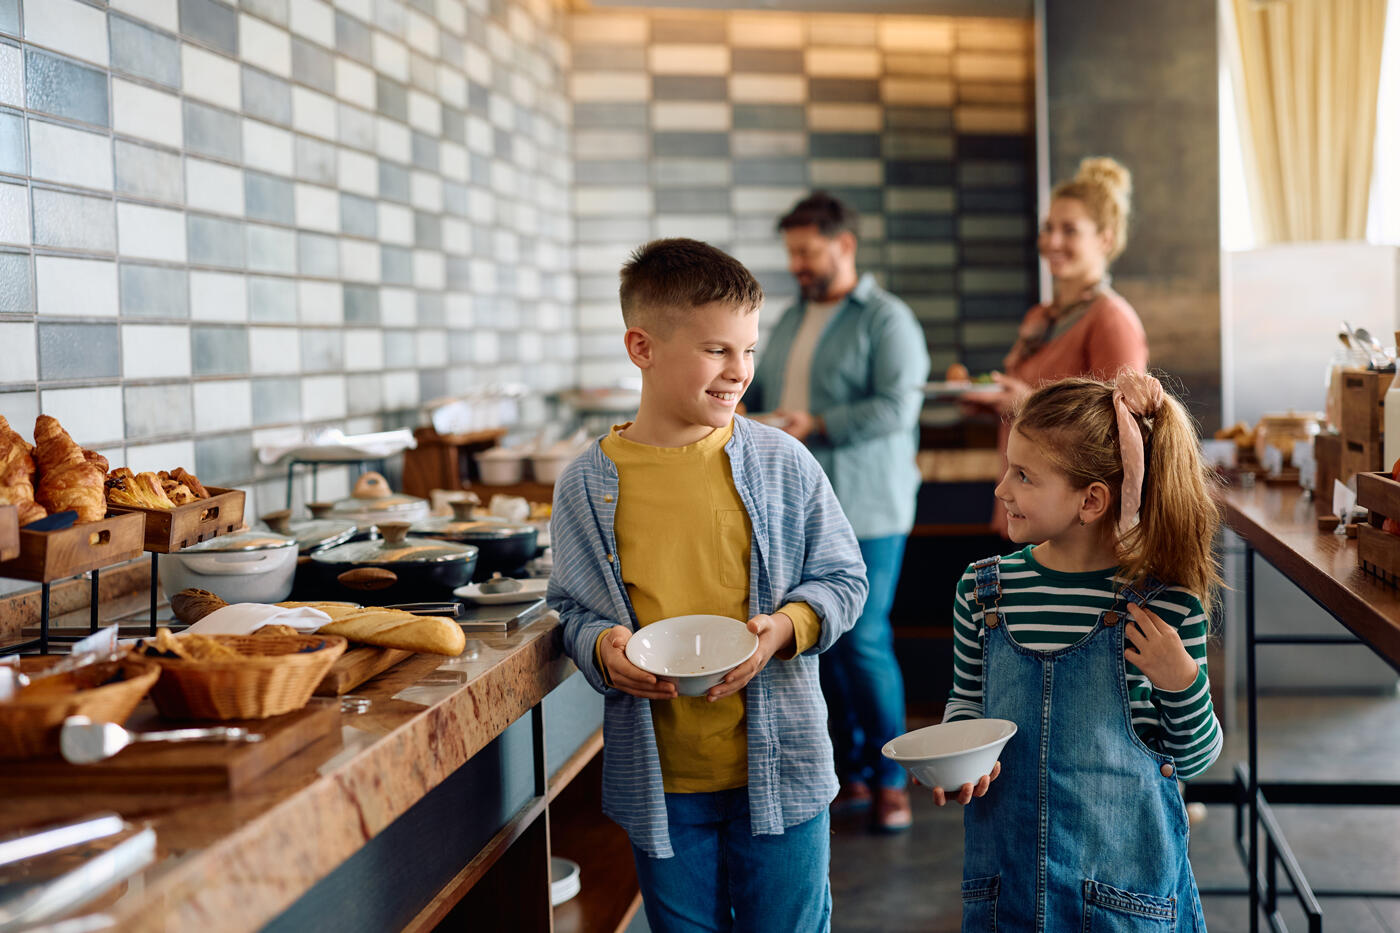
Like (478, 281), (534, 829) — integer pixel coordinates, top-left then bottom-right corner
(882, 719), (1017, 791)
(476, 448), (526, 485)
(624, 614), (759, 697)
(159, 530), (299, 605)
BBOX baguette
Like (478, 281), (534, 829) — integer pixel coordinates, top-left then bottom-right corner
(277, 602), (465, 656)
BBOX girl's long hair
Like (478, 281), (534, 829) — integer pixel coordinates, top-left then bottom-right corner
(1011, 373), (1222, 600)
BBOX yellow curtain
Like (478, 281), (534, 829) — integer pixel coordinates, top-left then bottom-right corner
(1229, 0), (1389, 242)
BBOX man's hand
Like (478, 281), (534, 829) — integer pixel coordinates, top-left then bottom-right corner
(930, 761), (1002, 806)
(599, 625), (678, 700)
(1123, 603), (1199, 693)
(706, 612), (796, 701)
(775, 410), (821, 443)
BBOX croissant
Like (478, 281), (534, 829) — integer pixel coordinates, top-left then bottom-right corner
(84, 448), (109, 475)
(107, 469), (176, 509)
(170, 467), (209, 498)
(33, 415), (106, 522)
(0, 416), (46, 525)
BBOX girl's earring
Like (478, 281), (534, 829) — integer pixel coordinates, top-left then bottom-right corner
(1078, 517), (1086, 526)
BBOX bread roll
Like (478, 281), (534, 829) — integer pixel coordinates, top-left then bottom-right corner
(276, 602), (465, 655)
(170, 588), (230, 624)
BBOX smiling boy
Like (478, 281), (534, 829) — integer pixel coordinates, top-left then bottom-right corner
(548, 238), (868, 932)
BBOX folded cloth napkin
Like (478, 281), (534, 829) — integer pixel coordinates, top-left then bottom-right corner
(185, 603), (332, 635)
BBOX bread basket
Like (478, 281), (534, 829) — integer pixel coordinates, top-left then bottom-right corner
(0, 655), (161, 759)
(145, 633), (347, 720)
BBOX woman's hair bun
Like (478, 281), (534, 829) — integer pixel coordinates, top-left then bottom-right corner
(1075, 157), (1132, 201)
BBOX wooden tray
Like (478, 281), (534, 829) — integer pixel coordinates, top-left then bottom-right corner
(1355, 472), (1400, 585)
(0, 503), (17, 562)
(0, 700), (341, 795)
(106, 486), (246, 553)
(314, 645), (414, 696)
(0, 512), (145, 583)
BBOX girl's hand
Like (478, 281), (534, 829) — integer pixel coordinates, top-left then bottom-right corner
(599, 625), (679, 700)
(1123, 603), (1199, 692)
(706, 612), (795, 701)
(931, 761), (1002, 806)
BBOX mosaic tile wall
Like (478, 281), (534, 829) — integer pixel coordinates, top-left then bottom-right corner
(0, 0), (574, 520)
(567, 8), (1037, 388)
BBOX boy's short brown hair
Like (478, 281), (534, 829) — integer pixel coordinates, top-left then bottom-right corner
(619, 238), (764, 334)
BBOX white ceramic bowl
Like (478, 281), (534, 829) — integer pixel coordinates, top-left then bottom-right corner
(882, 719), (1017, 791)
(625, 614), (759, 697)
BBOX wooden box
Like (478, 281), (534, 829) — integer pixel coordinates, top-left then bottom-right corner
(1340, 370), (1395, 483)
(401, 426), (506, 499)
(1355, 471), (1400, 584)
(106, 486), (245, 553)
(0, 512), (145, 583)
(0, 504), (16, 562)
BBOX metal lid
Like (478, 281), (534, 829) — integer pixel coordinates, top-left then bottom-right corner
(261, 509), (357, 552)
(179, 530), (297, 553)
(311, 522), (478, 565)
(326, 470), (428, 516)
(412, 517), (537, 541)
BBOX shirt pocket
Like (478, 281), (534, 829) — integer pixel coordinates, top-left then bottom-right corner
(715, 509), (751, 592)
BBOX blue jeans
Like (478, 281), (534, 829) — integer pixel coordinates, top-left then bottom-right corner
(820, 534), (908, 789)
(632, 788), (831, 933)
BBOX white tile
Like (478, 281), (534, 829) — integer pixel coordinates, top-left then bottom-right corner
(463, 44), (492, 87)
(380, 287), (414, 326)
(118, 203), (187, 262)
(413, 250), (444, 289)
(376, 116), (411, 163)
(182, 44), (242, 112)
(378, 202), (413, 245)
(410, 171), (442, 212)
(569, 13), (647, 45)
(336, 147), (377, 196)
(371, 32), (409, 82)
(111, 0), (178, 32)
(806, 48), (881, 78)
(193, 380), (252, 431)
(954, 106), (1030, 134)
(337, 102), (375, 150)
(382, 371), (417, 409)
(0, 323), (36, 382)
(333, 0), (371, 19)
(121, 324), (191, 378)
(466, 114), (493, 154)
(126, 440), (196, 475)
(878, 17), (954, 53)
(189, 271), (247, 322)
(405, 8), (438, 54)
(29, 120), (113, 191)
(112, 79), (183, 150)
(807, 103), (883, 131)
(242, 120), (295, 176)
(289, 0), (335, 46)
(334, 58), (375, 109)
(338, 240), (379, 283)
(35, 256), (118, 317)
(297, 280), (342, 324)
(570, 72), (648, 103)
(444, 293), (471, 328)
(344, 328), (383, 370)
(0, 183), (28, 246)
(438, 66), (465, 109)
(730, 74), (805, 104)
(649, 44), (728, 75)
(731, 131), (804, 159)
(415, 329), (446, 367)
(881, 78), (955, 107)
(39, 386), (124, 446)
(185, 158), (245, 216)
(301, 374), (347, 420)
(809, 15), (877, 47)
(292, 86), (338, 139)
(440, 141), (467, 183)
(437, 0), (465, 34)
(25, 0), (109, 68)
(240, 14), (292, 77)
(249, 327), (300, 373)
(654, 213), (734, 242)
(729, 186), (806, 215)
(442, 216), (468, 254)
(954, 52), (1032, 82)
(575, 129), (648, 160)
(652, 102), (729, 132)
(0, 44), (22, 109)
(729, 14), (803, 47)
(294, 183), (338, 232)
(573, 187), (652, 216)
(407, 89), (441, 135)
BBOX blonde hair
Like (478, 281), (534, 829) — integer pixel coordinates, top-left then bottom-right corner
(1011, 373), (1221, 601)
(1051, 156), (1133, 261)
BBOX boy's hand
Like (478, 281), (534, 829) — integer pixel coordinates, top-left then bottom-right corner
(599, 625), (678, 700)
(1123, 603), (1199, 693)
(706, 612), (796, 701)
(930, 762), (1002, 806)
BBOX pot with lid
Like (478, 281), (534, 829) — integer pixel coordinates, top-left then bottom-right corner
(312, 471), (430, 532)
(410, 499), (540, 581)
(160, 530), (299, 604)
(310, 521), (478, 604)
(260, 509), (358, 554)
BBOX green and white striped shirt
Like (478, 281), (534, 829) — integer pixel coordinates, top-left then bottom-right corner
(943, 546), (1223, 780)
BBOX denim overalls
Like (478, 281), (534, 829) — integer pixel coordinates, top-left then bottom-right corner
(960, 556), (1206, 932)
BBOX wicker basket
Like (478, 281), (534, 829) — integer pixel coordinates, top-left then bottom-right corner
(0, 655), (161, 760)
(146, 633), (347, 720)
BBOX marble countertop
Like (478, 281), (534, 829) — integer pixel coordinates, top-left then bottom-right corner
(0, 612), (574, 932)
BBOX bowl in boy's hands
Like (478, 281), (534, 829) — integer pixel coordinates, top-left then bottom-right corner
(624, 615), (760, 697)
(881, 719), (1017, 792)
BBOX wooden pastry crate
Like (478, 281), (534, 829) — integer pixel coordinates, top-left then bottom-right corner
(0, 504), (17, 562)
(106, 487), (245, 553)
(1355, 471), (1400, 584)
(0, 511), (145, 583)
(1340, 369), (1395, 483)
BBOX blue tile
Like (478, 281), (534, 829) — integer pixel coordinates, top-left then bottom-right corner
(32, 188), (115, 252)
(124, 383), (193, 438)
(414, 211), (441, 249)
(447, 332), (472, 363)
(194, 431), (254, 484)
(39, 323), (119, 380)
(811, 133), (882, 159)
(959, 188), (1031, 212)
(822, 186), (883, 213)
(380, 246), (412, 285)
(887, 215), (956, 239)
(335, 12), (372, 64)
(26, 49), (109, 127)
(653, 75), (727, 101)
(654, 132), (728, 159)
(445, 256), (469, 290)
(442, 182), (467, 216)
(469, 154), (491, 188)
(442, 106), (465, 144)
(574, 102), (649, 129)
(346, 373), (380, 415)
(179, 0), (237, 56)
(184, 101), (242, 161)
(418, 369), (446, 404)
(575, 160), (647, 186)
(886, 268), (956, 294)
(962, 296), (1032, 319)
(292, 39), (335, 95)
(246, 225), (296, 274)
(383, 329), (414, 368)
(0, 251), (31, 311)
(297, 232), (338, 277)
(733, 104), (804, 131)
(0, 110), (23, 175)
(242, 67), (293, 127)
(0, 0), (16, 36)
(120, 263), (188, 318)
(248, 276), (297, 322)
(416, 293), (442, 326)
(412, 132), (438, 171)
(467, 81), (488, 114)
(244, 171), (296, 224)
(378, 161), (410, 203)
(733, 158), (807, 186)
(294, 135), (337, 184)
(342, 285), (378, 324)
(656, 187), (732, 214)
(885, 161), (955, 186)
(252, 377), (301, 425)
(115, 140), (184, 203)
(300, 328), (342, 371)
(242, 0), (287, 25)
(376, 76), (407, 121)
(192, 325), (249, 376)
(187, 214), (245, 268)
(339, 193), (377, 238)
(110, 15), (182, 89)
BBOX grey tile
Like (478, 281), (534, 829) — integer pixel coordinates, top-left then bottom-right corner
(294, 135), (336, 184)
(339, 193), (377, 238)
(0, 251), (30, 311)
(291, 39), (335, 95)
(961, 294), (1029, 318)
(246, 224), (296, 274)
(120, 263), (188, 318)
(242, 0), (287, 25)
(447, 331), (472, 363)
(248, 275), (297, 322)
(732, 48), (803, 73)
(445, 256), (469, 290)
(124, 383), (192, 438)
(242, 67), (292, 126)
(442, 106), (465, 144)
(244, 171), (295, 224)
(115, 140), (184, 203)
(376, 76), (408, 122)
(823, 186), (883, 213)
(252, 376), (301, 425)
(416, 292), (442, 326)
(183, 100), (242, 161)
(653, 75), (727, 101)
(373, 1), (405, 38)
(187, 214), (245, 268)
(39, 323), (120, 380)
(383, 329), (414, 368)
(412, 131), (438, 171)
(110, 15), (182, 89)
(345, 372), (380, 415)
(335, 12), (372, 64)
(378, 161), (410, 202)
(194, 430), (254, 484)
(300, 328), (342, 371)
(887, 268), (955, 294)
(733, 157), (806, 186)
(655, 187), (732, 215)
(811, 133), (882, 159)
(25, 49), (108, 128)
(442, 182), (467, 216)
(886, 107), (954, 132)
(179, 0), (237, 56)
(297, 232), (338, 277)
(469, 154), (491, 188)
(413, 211), (441, 249)
(192, 325), (249, 375)
(0, 0), (15, 36)
(337, 104), (375, 149)
(573, 102), (648, 129)
(0, 110), (23, 175)
(733, 104), (805, 131)
(575, 160), (648, 186)
(439, 32), (464, 70)
(409, 51), (435, 93)
(418, 369), (445, 404)
(342, 284), (378, 324)
(887, 214), (956, 239)
(654, 131), (728, 159)
(575, 217), (651, 242)
(380, 245), (412, 285)
(960, 188), (1030, 212)
(32, 188), (115, 252)
(467, 81), (488, 113)
(886, 161), (954, 186)
(572, 45), (645, 71)
(810, 78), (880, 103)
(651, 17), (723, 43)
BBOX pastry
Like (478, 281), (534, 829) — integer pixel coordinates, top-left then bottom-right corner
(170, 588), (230, 625)
(171, 467), (209, 498)
(0, 415), (46, 525)
(33, 415), (106, 522)
(158, 472), (198, 505)
(106, 468), (177, 509)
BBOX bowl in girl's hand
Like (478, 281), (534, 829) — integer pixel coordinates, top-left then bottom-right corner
(625, 615), (759, 697)
(881, 719), (1017, 791)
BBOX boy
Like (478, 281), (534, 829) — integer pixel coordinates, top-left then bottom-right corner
(548, 238), (868, 932)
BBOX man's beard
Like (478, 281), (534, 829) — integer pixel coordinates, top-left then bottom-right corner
(796, 272), (834, 301)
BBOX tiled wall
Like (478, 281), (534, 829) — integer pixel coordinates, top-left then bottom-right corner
(0, 0), (574, 518)
(567, 8), (1037, 386)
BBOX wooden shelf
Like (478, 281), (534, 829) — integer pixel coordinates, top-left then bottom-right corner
(550, 750), (641, 933)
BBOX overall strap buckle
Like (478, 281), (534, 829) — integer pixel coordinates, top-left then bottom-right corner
(1107, 576), (1168, 627)
(971, 556), (1004, 630)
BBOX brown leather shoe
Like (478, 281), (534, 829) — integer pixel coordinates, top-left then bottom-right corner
(873, 786), (912, 833)
(831, 780), (872, 814)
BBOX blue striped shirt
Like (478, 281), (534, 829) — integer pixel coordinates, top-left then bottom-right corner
(548, 415), (868, 857)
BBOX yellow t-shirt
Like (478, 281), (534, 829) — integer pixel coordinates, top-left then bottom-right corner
(599, 420), (820, 793)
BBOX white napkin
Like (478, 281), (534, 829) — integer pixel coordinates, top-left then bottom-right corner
(184, 603), (333, 635)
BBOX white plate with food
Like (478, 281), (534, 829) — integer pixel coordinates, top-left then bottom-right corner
(453, 577), (549, 605)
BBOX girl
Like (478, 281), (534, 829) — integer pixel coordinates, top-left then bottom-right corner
(937, 370), (1222, 932)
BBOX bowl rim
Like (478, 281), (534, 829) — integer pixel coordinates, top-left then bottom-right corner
(624, 614), (759, 679)
(881, 718), (1018, 763)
